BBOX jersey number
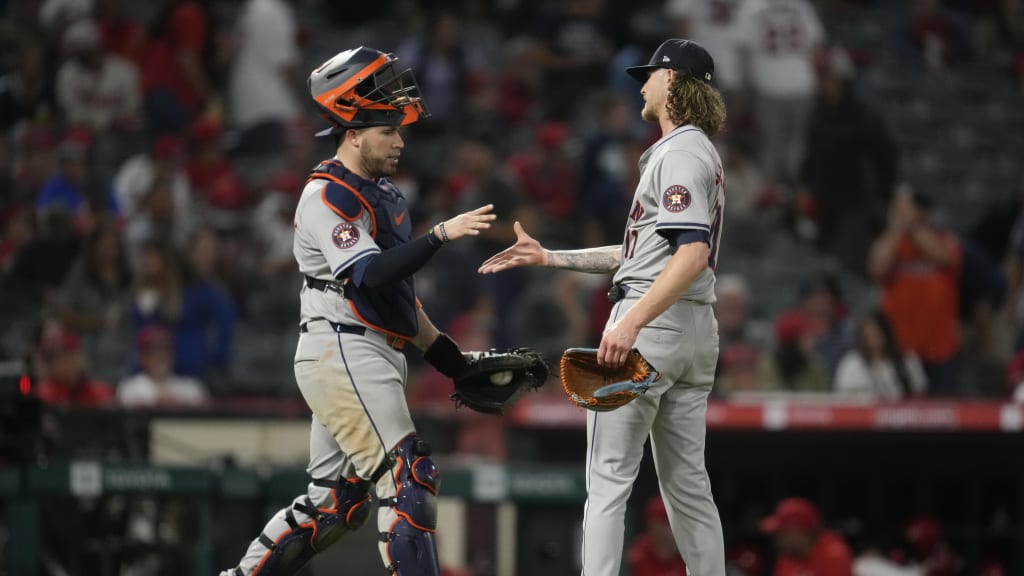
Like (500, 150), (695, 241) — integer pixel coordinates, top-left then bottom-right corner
(623, 229), (639, 261)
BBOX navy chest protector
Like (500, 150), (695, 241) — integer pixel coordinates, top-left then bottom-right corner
(310, 159), (418, 339)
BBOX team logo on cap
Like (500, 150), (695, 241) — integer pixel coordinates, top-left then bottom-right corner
(662, 55), (671, 63)
(331, 222), (360, 249)
(662, 185), (691, 213)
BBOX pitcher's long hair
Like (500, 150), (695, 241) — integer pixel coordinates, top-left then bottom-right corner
(666, 75), (727, 137)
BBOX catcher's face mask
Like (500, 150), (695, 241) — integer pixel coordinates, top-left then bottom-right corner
(310, 47), (431, 135)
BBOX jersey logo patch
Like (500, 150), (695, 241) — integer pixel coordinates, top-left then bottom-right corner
(331, 222), (360, 249)
(662, 185), (691, 213)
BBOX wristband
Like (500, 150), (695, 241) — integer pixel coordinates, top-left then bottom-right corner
(423, 333), (468, 378)
(438, 222), (450, 243)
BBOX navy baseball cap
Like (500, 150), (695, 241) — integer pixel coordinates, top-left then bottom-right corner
(626, 39), (715, 84)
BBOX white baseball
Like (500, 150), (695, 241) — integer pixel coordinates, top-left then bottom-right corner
(490, 371), (514, 386)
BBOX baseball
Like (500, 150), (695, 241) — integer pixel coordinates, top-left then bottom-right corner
(490, 371), (514, 386)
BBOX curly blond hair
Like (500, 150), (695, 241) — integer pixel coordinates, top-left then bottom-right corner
(666, 75), (727, 137)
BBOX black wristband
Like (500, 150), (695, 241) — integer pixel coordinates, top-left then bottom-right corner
(426, 228), (443, 248)
(424, 333), (468, 378)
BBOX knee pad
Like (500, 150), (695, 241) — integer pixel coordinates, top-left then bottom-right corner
(251, 477), (372, 576)
(379, 435), (441, 576)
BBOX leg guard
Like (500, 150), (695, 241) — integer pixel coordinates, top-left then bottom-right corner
(378, 435), (441, 576)
(250, 477), (372, 576)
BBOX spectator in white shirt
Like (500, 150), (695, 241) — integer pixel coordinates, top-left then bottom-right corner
(56, 18), (141, 132)
(118, 325), (208, 408)
(112, 134), (192, 221)
(834, 311), (928, 399)
(733, 0), (825, 185)
(228, 0), (301, 136)
(665, 0), (745, 96)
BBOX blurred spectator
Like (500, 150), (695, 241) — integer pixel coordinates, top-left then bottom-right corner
(173, 228), (235, 382)
(735, 0), (825, 185)
(1005, 348), (1024, 401)
(627, 496), (688, 576)
(10, 127), (57, 204)
(798, 272), (855, 378)
(0, 207), (33, 274)
(118, 325), (208, 407)
(717, 343), (763, 395)
(95, 0), (147, 65)
(34, 327), (115, 407)
(727, 543), (767, 576)
(229, 0), (301, 150)
(799, 46), (898, 275)
(453, 136), (533, 347)
(3, 207), (79, 312)
(186, 116), (248, 222)
(717, 274), (768, 350)
(869, 186), (961, 395)
(720, 135), (772, 240)
(55, 18), (142, 133)
(35, 128), (119, 224)
(113, 134), (192, 222)
(910, 0), (959, 73)
(759, 497), (853, 576)
(665, 0), (745, 98)
(887, 515), (960, 576)
(124, 173), (194, 268)
(1002, 203), (1024, 348)
(715, 275), (768, 395)
(579, 92), (643, 245)
(55, 222), (134, 382)
(35, 130), (91, 217)
(0, 46), (52, 129)
(537, 0), (614, 119)
(397, 11), (476, 126)
(496, 36), (544, 127)
(141, 0), (212, 134)
(505, 122), (578, 240)
(0, 0), (48, 73)
(761, 310), (829, 392)
(251, 170), (299, 278)
(834, 310), (928, 399)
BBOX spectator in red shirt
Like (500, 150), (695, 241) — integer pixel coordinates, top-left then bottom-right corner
(34, 327), (115, 408)
(504, 122), (577, 238)
(627, 496), (688, 576)
(759, 497), (852, 576)
(185, 116), (247, 217)
(141, 0), (211, 134)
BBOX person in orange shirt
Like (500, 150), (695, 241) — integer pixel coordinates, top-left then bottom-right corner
(868, 184), (962, 395)
(627, 496), (688, 576)
(759, 497), (852, 576)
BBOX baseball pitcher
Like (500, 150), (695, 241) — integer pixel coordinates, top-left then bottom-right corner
(481, 39), (728, 576)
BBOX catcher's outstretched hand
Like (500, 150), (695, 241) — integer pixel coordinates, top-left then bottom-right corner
(439, 204), (496, 241)
(478, 221), (547, 274)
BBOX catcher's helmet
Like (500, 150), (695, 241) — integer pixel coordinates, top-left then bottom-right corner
(309, 47), (430, 136)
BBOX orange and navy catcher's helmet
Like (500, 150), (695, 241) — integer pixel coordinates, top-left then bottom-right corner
(309, 46), (430, 136)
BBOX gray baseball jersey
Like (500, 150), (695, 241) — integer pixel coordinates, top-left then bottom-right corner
(292, 178), (380, 326)
(613, 125), (725, 304)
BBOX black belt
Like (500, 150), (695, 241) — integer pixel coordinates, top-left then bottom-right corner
(305, 275), (343, 293)
(607, 284), (631, 303)
(299, 318), (407, 350)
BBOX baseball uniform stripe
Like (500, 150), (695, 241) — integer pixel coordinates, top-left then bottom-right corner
(654, 222), (711, 231)
(332, 248), (382, 278)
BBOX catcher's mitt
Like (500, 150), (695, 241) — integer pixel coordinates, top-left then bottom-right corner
(559, 348), (661, 412)
(451, 348), (549, 414)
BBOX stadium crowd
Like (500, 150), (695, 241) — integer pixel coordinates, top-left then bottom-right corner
(2, 0), (1023, 408)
